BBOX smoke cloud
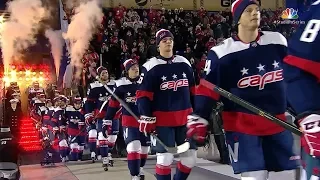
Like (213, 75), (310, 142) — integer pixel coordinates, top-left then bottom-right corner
(63, 0), (103, 79)
(0, 0), (49, 69)
(45, 29), (64, 79)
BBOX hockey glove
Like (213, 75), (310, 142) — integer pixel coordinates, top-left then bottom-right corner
(52, 126), (59, 135)
(139, 116), (156, 135)
(102, 120), (112, 138)
(299, 114), (320, 157)
(187, 114), (209, 144)
(85, 112), (95, 126)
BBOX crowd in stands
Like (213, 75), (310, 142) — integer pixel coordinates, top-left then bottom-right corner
(64, 4), (296, 96)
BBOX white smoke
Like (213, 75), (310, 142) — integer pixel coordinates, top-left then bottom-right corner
(0, 0), (49, 69)
(45, 29), (64, 79)
(63, 0), (103, 79)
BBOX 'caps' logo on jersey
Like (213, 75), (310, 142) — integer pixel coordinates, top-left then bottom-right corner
(125, 97), (137, 103)
(160, 79), (189, 91)
(300, 115), (320, 133)
(237, 69), (283, 90)
(281, 8), (299, 20)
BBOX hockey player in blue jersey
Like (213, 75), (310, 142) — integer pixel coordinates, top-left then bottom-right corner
(105, 59), (147, 178)
(136, 29), (197, 180)
(51, 95), (69, 162)
(188, 0), (300, 179)
(65, 96), (86, 161)
(283, 1), (320, 179)
(85, 66), (115, 162)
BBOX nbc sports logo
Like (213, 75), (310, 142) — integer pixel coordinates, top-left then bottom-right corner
(281, 8), (299, 20)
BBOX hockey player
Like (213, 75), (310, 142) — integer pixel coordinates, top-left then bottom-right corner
(283, 1), (320, 179)
(51, 95), (69, 162)
(65, 96), (86, 161)
(39, 99), (55, 165)
(31, 93), (46, 128)
(84, 66), (115, 162)
(190, 1), (299, 179)
(105, 59), (145, 177)
(136, 29), (197, 180)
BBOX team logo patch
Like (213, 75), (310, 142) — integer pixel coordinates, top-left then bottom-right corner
(237, 69), (283, 90)
(160, 79), (189, 91)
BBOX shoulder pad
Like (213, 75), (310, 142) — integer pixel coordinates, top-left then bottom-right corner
(49, 107), (55, 110)
(66, 106), (75, 111)
(115, 77), (131, 87)
(261, 31), (287, 47)
(54, 107), (62, 112)
(174, 55), (191, 67)
(107, 80), (116, 86)
(142, 57), (166, 72)
(90, 81), (103, 88)
(39, 106), (47, 111)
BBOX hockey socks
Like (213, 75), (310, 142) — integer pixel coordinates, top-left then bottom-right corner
(70, 143), (79, 161)
(88, 137), (97, 153)
(127, 152), (141, 176)
(173, 161), (191, 180)
(155, 164), (171, 180)
(140, 153), (147, 167)
(58, 139), (69, 159)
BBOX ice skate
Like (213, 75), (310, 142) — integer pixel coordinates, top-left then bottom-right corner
(108, 153), (114, 167)
(61, 157), (67, 163)
(91, 152), (96, 163)
(131, 176), (140, 180)
(139, 167), (145, 180)
(102, 157), (109, 171)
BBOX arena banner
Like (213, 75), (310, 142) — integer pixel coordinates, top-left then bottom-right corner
(199, 0), (284, 11)
(103, 0), (196, 10)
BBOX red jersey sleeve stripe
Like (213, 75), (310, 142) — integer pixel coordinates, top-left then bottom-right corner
(196, 84), (220, 100)
(136, 90), (154, 101)
(284, 55), (320, 80)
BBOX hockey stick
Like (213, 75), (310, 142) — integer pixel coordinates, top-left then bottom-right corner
(95, 77), (190, 154)
(199, 79), (303, 136)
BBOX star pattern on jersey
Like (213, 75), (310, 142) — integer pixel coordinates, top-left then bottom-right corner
(127, 92), (131, 96)
(182, 72), (187, 78)
(272, 60), (279, 68)
(172, 74), (177, 79)
(257, 64), (265, 72)
(161, 76), (167, 81)
(240, 67), (249, 76)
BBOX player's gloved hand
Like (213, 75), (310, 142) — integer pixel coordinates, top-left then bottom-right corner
(298, 114), (320, 157)
(85, 113), (95, 126)
(59, 125), (66, 132)
(187, 114), (209, 144)
(139, 115), (156, 135)
(52, 126), (59, 135)
(102, 120), (112, 138)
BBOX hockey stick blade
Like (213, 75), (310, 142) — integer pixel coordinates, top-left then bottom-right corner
(151, 134), (190, 154)
(200, 79), (303, 136)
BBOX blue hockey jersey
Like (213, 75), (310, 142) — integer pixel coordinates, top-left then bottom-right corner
(65, 106), (85, 136)
(39, 106), (54, 130)
(51, 107), (66, 129)
(195, 31), (288, 136)
(284, 1), (320, 114)
(106, 77), (139, 127)
(136, 55), (196, 127)
(85, 80), (115, 118)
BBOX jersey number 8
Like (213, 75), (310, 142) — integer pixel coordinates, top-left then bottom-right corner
(300, 19), (320, 43)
